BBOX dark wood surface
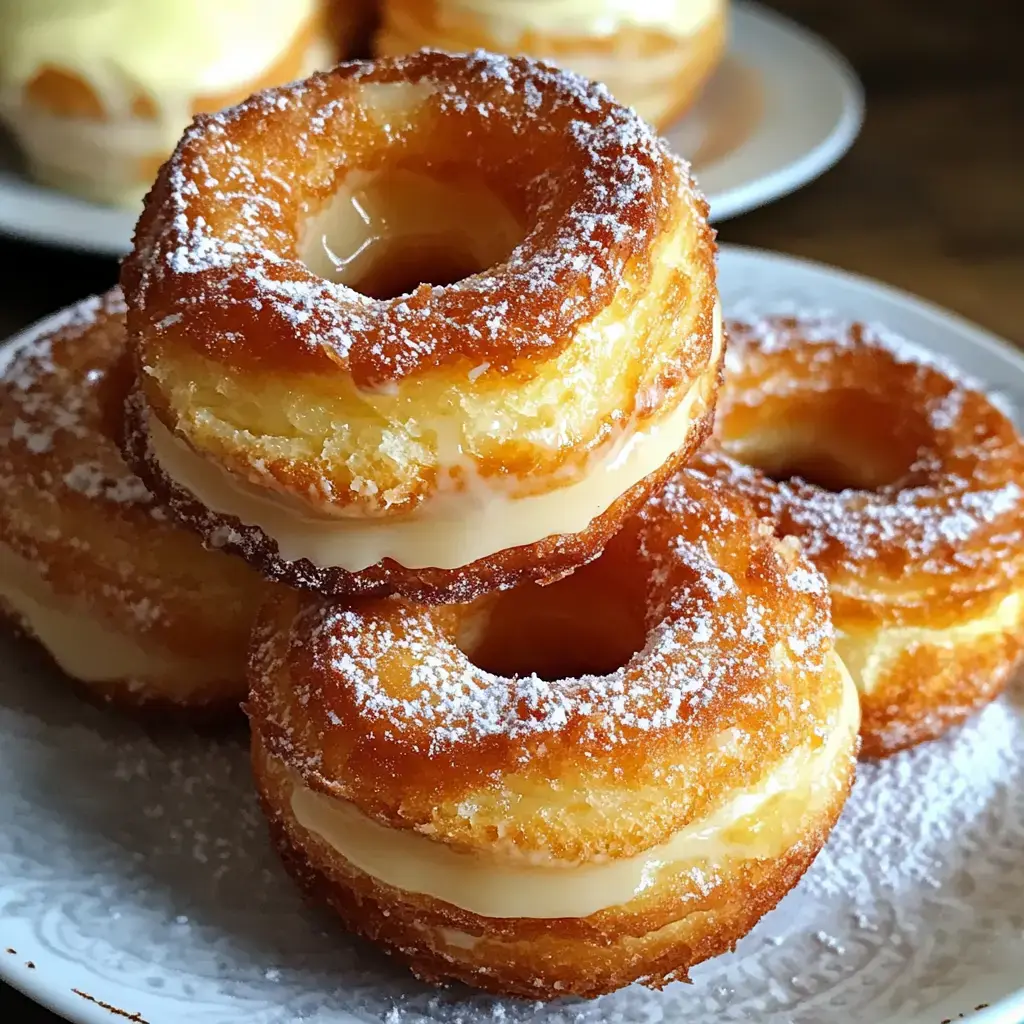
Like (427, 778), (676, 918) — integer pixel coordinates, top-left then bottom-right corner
(0, 0), (1020, 1019)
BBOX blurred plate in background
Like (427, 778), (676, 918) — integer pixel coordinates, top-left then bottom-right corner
(0, 2), (862, 257)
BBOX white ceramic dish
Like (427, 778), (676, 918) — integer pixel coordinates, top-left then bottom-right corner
(2, 245), (1022, 1024)
(0, 2), (862, 256)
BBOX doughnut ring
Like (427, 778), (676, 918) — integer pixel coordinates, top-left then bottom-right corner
(248, 467), (859, 998)
(0, 290), (274, 718)
(120, 50), (721, 604)
(696, 314), (1024, 758)
(374, 0), (728, 131)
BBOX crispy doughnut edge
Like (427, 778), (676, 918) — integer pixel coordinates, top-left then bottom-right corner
(121, 384), (718, 602)
(251, 732), (854, 999)
(856, 627), (1023, 758)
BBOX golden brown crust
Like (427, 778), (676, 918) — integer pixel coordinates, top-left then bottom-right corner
(853, 622), (1023, 758)
(246, 467), (845, 858)
(0, 291), (274, 713)
(247, 465), (858, 995)
(697, 314), (1024, 756)
(123, 50), (708, 384)
(253, 731), (853, 999)
(122, 380), (716, 601)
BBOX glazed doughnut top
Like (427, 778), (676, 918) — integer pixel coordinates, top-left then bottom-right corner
(125, 49), (701, 387)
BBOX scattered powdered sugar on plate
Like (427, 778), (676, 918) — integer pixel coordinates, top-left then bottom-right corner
(1, 638), (1022, 1024)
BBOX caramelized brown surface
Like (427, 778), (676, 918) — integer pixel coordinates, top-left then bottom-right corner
(123, 50), (708, 385)
(696, 314), (1024, 756)
(703, 315), (1024, 621)
(248, 466), (857, 996)
(247, 468), (844, 856)
(0, 292), (273, 714)
(254, 735), (851, 999)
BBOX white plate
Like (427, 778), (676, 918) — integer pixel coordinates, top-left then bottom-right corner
(3, 245), (1023, 1024)
(0, 2), (861, 256)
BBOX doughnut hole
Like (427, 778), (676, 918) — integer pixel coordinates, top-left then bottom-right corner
(456, 550), (648, 681)
(301, 167), (525, 299)
(718, 389), (933, 492)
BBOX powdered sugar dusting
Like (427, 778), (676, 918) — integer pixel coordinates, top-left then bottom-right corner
(712, 315), (1024, 584)
(271, 471), (832, 760)
(0, 290), (160, 516)
(126, 49), (704, 386)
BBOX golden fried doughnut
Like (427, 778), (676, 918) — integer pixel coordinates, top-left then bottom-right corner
(375, 1), (728, 130)
(696, 315), (1024, 758)
(0, 290), (274, 717)
(0, 0), (334, 206)
(248, 467), (859, 998)
(121, 50), (720, 603)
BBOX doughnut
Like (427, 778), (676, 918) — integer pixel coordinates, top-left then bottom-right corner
(374, 1), (728, 130)
(696, 314), (1024, 758)
(247, 467), (859, 998)
(0, 0), (334, 206)
(0, 290), (274, 718)
(120, 50), (721, 604)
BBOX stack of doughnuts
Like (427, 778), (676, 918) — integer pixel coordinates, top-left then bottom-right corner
(4, 48), (1022, 1001)
(109, 51), (861, 996)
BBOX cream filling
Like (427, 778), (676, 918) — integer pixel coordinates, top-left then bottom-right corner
(836, 589), (1024, 695)
(0, 544), (223, 688)
(287, 654), (859, 920)
(444, 0), (721, 42)
(0, 0), (319, 100)
(0, 33), (329, 205)
(148, 304), (722, 571)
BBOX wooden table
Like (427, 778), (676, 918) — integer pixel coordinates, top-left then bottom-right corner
(0, 0), (1019, 1019)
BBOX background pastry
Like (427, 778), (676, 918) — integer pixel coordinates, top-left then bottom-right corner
(0, 0), (336, 206)
(374, 0), (728, 129)
(0, 290), (274, 718)
(697, 315), (1024, 757)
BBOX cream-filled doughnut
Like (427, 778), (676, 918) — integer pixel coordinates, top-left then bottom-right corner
(0, 0), (334, 206)
(0, 291), (274, 717)
(121, 50), (721, 603)
(697, 314), (1024, 757)
(375, 1), (728, 129)
(248, 467), (859, 998)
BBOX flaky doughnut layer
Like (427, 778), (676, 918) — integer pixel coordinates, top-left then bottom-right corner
(0, 291), (274, 717)
(697, 315), (1024, 757)
(122, 50), (719, 595)
(248, 468), (859, 997)
(375, 0), (728, 129)
(0, 1), (330, 205)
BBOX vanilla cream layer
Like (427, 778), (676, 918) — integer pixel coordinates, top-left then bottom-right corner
(0, 544), (224, 688)
(444, 0), (721, 43)
(0, 0), (318, 101)
(148, 304), (722, 571)
(288, 654), (858, 919)
(836, 589), (1024, 695)
(0, 35), (330, 206)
